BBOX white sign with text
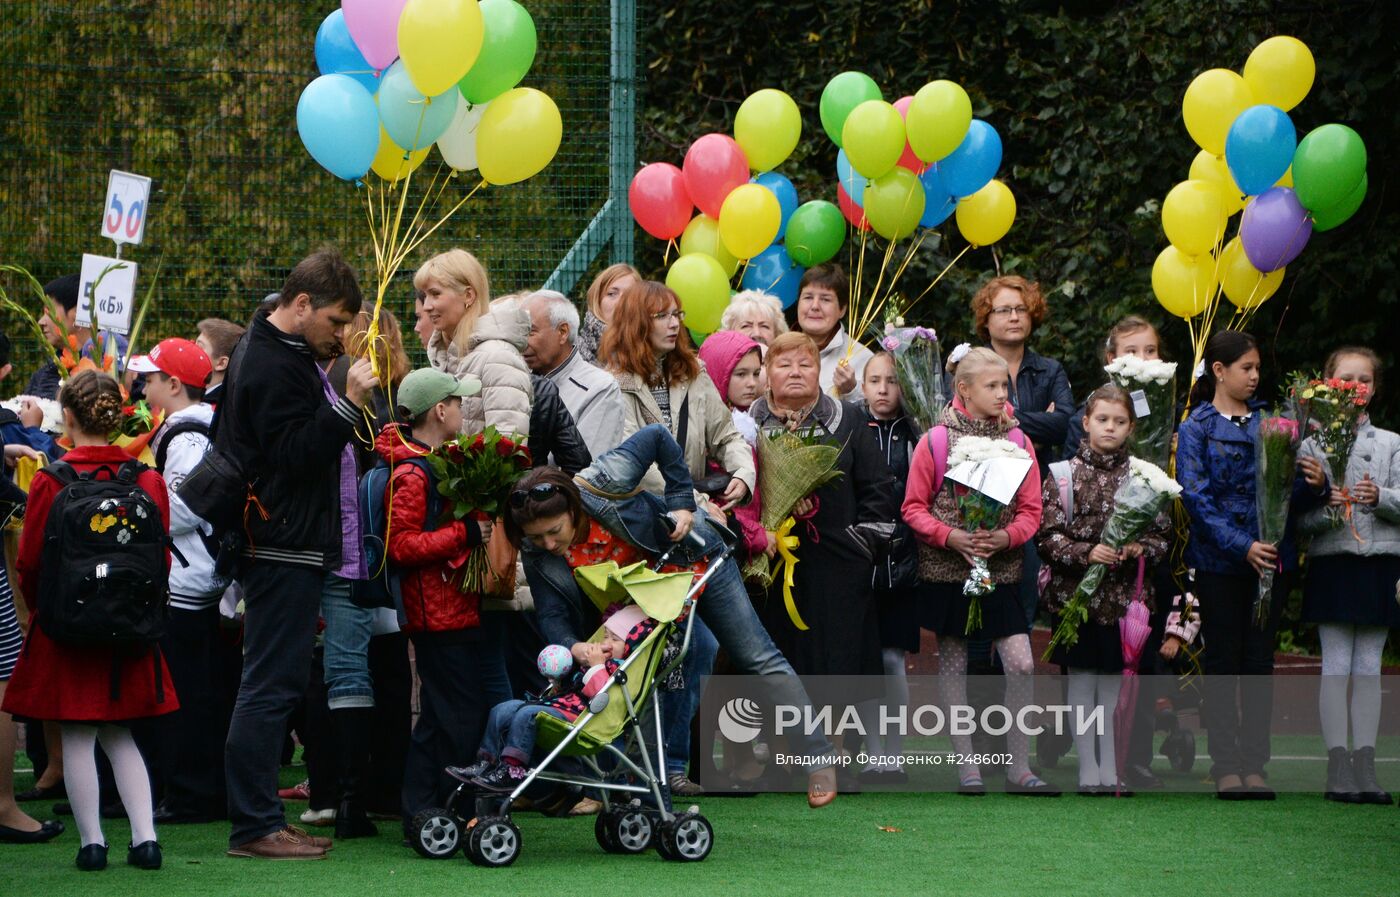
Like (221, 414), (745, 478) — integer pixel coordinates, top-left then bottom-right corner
(76, 254), (138, 335)
(100, 170), (152, 247)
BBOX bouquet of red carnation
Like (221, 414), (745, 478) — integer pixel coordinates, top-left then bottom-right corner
(426, 426), (532, 593)
(119, 399), (159, 438)
(1295, 374), (1368, 531)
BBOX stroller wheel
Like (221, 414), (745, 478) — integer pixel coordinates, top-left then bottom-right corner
(657, 812), (713, 862)
(464, 815), (521, 868)
(1161, 729), (1196, 773)
(409, 809), (461, 859)
(598, 804), (653, 854)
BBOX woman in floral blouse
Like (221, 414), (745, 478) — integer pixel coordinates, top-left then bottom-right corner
(1037, 384), (1170, 795)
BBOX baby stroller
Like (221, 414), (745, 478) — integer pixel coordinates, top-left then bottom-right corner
(408, 517), (733, 867)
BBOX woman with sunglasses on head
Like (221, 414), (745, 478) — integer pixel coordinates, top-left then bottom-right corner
(504, 425), (840, 808)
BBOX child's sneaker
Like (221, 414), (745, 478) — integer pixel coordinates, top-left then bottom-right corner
(473, 763), (531, 793)
(446, 761), (491, 784)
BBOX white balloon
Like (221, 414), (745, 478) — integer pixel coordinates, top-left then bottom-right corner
(436, 99), (489, 171)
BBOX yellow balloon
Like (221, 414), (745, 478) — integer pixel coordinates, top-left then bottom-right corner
(1162, 180), (1228, 256)
(718, 184), (782, 260)
(734, 89), (801, 173)
(666, 254), (730, 334)
(1189, 150), (1244, 216)
(842, 100), (906, 179)
(1274, 166), (1293, 189)
(1243, 36), (1315, 112)
(1151, 246), (1215, 318)
(906, 80), (972, 162)
(476, 88), (562, 185)
(1218, 237), (1284, 309)
(680, 214), (740, 277)
(955, 179), (1016, 247)
(1182, 68), (1254, 155)
(398, 0), (485, 97)
(371, 126), (431, 182)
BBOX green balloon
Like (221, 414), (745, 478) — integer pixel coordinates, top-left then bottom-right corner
(1292, 123), (1366, 213)
(458, 0), (537, 105)
(1311, 172), (1367, 232)
(785, 201), (846, 267)
(863, 168), (925, 240)
(819, 71), (882, 147)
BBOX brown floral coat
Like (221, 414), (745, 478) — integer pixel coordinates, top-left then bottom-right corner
(1036, 444), (1171, 624)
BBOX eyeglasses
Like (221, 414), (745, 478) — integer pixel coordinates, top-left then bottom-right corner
(990, 305), (1029, 318)
(651, 309), (686, 322)
(508, 483), (563, 509)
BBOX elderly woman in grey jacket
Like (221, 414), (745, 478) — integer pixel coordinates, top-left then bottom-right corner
(417, 249), (533, 438)
(1298, 346), (1398, 806)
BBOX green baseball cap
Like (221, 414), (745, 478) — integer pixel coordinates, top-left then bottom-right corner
(396, 368), (481, 417)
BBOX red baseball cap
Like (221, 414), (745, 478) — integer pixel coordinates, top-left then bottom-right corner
(128, 338), (213, 388)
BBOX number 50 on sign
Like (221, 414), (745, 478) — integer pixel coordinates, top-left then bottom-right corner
(100, 170), (151, 247)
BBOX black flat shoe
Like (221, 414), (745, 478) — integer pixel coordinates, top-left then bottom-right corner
(127, 840), (162, 870)
(1077, 786), (1105, 796)
(0, 819), (65, 843)
(1123, 764), (1164, 790)
(15, 783), (65, 802)
(76, 842), (108, 871)
(1215, 786), (1249, 801)
(1245, 785), (1277, 801)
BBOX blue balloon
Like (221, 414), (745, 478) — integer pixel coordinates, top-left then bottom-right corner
(752, 171), (799, 241)
(315, 9), (379, 94)
(919, 164), (957, 227)
(741, 244), (806, 309)
(297, 74), (379, 181)
(836, 148), (866, 207)
(1225, 104), (1296, 197)
(938, 119), (1002, 198)
(377, 60), (459, 151)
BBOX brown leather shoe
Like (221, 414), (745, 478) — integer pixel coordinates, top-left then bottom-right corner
(807, 767), (838, 809)
(227, 827), (329, 860)
(285, 825), (334, 850)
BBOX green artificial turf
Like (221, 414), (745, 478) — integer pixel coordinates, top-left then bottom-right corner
(7, 750), (1397, 897)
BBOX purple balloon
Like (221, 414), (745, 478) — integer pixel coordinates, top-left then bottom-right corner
(1240, 187), (1312, 272)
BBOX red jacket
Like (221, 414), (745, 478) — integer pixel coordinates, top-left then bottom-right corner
(1, 445), (179, 723)
(376, 425), (481, 636)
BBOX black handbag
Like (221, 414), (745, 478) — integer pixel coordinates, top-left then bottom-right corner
(175, 447), (249, 534)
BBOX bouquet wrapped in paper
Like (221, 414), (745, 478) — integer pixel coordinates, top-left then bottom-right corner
(0, 396), (62, 434)
(1104, 355), (1178, 469)
(742, 428), (843, 589)
(880, 325), (946, 432)
(425, 426), (532, 594)
(1254, 411), (1302, 627)
(1043, 458), (1182, 659)
(1295, 373), (1368, 531)
(944, 436), (1034, 635)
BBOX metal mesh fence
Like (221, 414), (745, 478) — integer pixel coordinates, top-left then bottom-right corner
(0, 0), (618, 384)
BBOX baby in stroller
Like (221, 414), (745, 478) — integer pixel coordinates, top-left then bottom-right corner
(451, 605), (657, 792)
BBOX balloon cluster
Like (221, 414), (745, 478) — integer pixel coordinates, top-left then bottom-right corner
(1153, 36), (1368, 318)
(630, 89), (823, 332)
(297, 0), (562, 187)
(823, 73), (1015, 250)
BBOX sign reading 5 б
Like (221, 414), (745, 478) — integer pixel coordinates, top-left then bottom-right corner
(76, 254), (138, 335)
(100, 170), (152, 247)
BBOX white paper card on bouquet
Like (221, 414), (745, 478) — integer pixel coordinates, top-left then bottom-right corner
(100, 170), (152, 247)
(76, 254), (137, 335)
(1131, 389), (1151, 417)
(947, 456), (1034, 506)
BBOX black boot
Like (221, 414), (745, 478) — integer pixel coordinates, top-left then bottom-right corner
(1324, 747), (1359, 803)
(332, 708), (379, 839)
(1350, 747), (1394, 805)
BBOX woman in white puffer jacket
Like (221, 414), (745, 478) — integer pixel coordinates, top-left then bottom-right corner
(417, 249), (533, 438)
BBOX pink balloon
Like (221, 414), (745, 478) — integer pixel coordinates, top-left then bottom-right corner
(683, 134), (750, 219)
(892, 95), (925, 174)
(630, 163), (693, 241)
(837, 182), (870, 232)
(342, 0), (408, 71)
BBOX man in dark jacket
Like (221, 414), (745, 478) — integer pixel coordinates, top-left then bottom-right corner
(217, 248), (377, 860)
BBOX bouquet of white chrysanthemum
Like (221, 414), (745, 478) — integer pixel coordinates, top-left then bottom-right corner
(1104, 356), (1178, 469)
(944, 436), (1035, 634)
(1042, 457), (1182, 659)
(0, 395), (62, 434)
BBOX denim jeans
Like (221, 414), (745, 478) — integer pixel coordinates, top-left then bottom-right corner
(479, 699), (570, 765)
(321, 574), (375, 710)
(662, 614), (718, 775)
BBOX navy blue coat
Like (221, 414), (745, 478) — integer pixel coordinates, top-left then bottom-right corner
(1176, 401), (1322, 576)
(1010, 350), (1074, 471)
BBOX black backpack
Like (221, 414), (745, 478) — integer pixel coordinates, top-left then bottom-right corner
(37, 460), (171, 648)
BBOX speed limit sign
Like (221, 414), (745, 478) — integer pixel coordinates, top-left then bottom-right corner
(100, 170), (152, 248)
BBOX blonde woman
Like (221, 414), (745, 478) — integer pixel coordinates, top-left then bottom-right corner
(576, 263), (639, 364)
(719, 290), (789, 347)
(415, 249), (532, 437)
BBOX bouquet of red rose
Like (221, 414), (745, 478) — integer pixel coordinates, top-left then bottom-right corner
(1254, 411), (1302, 627)
(1295, 374), (1368, 531)
(425, 426), (532, 594)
